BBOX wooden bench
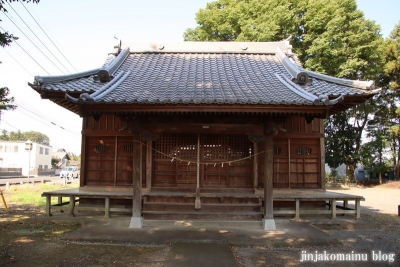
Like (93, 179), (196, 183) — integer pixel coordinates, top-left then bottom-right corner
(42, 188), (133, 218)
(272, 190), (364, 219)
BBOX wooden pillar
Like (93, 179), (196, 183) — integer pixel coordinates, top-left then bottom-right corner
(130, 133), (143, 228)
(248, 135), (264, 191)
(331, 199), (337, 219)
(45, 195), (52, 216)
(253, 142), (259, 190)
(69, 196), (75, 217)
(80, 118), (87, 188)
(146, 140), (152, 189)
(320, 133), (326, 190)
(142, 134), (158, 190)
(295, 199), (300, 220)
(355, 199), (361, 219)
(263, 120), (276, 230)
(105, 197), (110, 218)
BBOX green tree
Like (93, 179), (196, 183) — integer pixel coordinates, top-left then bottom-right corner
(5, 130), (50, 145)
(185, 0), (384, 182)
(24, 131), (50, 145)
(1, 1), (39, 122)
(0, 87), (16, 112)
(68, 152), (81, 161)
(383, 21), (400, 180)
(0, 86), (17, 125)
(0, 129), (8, 140)
(184, 0), (383, 79)
(51, 156), (59, 168)
(9, 130), (25, 141)
(360, 120), (391, 184)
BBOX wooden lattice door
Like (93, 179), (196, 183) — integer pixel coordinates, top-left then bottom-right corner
(202, 134), (253, 188)
(152, 134), (253, 189)
(153, 134), (198, 187)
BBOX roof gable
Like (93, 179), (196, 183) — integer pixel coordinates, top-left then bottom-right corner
(28, 40), (379, 117)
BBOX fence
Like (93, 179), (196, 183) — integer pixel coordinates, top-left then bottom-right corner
(38, 169), (55, 176)
(0, 168), (22, 177)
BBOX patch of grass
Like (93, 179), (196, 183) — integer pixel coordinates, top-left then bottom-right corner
(4, 183), (78, 208)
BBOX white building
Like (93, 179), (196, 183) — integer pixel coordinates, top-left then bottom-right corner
(0, 141), (52, 176)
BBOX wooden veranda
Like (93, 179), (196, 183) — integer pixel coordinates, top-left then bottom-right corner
(42, 188), (364, 220)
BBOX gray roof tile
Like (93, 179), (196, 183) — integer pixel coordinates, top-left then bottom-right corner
(31, 42), (377, 107)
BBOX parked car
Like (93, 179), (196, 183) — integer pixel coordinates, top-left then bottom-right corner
(60, 166), (79, 180)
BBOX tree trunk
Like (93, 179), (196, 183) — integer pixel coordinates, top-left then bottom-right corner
(379, 172), (383, 185)
(397, 138), (400, 180)
(345, 164), (356, 184)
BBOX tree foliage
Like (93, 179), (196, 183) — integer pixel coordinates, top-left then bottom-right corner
(379, 21), (400, 179)
(0, 87), (16, 111)
(184, 0), (383, 79)
(68, 152), (81, 161)
(0, 0), (39, 47)
(185, 0), (385, 182)
(0, 130), (50, 145)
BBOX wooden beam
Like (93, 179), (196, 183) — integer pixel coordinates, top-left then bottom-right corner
(79, 103), (330, 116)
(146, 140), (152, 189)
(142, 123), (264, 135)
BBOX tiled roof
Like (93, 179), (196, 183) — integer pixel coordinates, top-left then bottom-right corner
(29, 41), (378, 108)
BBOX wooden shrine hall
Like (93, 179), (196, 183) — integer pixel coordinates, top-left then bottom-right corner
(29, 40), (377, 229)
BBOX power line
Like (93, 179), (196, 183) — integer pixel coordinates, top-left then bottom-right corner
(1, 47), (34, 76)
(6, 2), (71, 74)
(1, 11), (66, 74)
(15, 99), (81, 130)
(0, 120), (20, 131)
(1, 119), (81, 154)
(14, 106), (81, 138)
(20, 1), (79, 72)
(0, 26), (50, 75)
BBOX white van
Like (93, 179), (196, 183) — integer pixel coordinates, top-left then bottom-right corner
(60, 166), (80, 180)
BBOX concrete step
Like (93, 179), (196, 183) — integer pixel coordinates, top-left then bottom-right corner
(142, 210), (263, 221)
(143, 202), (261, 212)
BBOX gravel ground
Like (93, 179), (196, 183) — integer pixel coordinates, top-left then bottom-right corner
(233, 186), (400, 266)
(1, 184), (400, 266)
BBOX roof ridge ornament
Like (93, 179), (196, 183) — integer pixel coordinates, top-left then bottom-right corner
(276, 46), (312, 85)
(275, 74), (318, 103)
(94, 47), (130, 83)
(113, 38), (122, 54)
(313, 94), (344, 105)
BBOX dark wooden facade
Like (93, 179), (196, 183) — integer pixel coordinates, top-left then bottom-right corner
(80, 114), (324, 191)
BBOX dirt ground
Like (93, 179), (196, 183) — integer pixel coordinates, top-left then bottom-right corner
(1, 182), (399, 267)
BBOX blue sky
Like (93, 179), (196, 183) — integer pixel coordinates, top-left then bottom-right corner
(0, 0), (399, 155)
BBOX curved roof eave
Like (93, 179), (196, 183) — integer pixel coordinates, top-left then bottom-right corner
(32, 47), (130, 86)
(301, 68), (376, 90)
(33, 68), (100, 85)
